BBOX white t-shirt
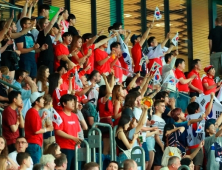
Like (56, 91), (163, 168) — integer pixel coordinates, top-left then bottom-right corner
(37, 81), (49, 92)
(8, 151), (33, 170)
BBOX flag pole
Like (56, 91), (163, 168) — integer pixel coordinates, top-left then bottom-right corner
(114, 65), (136, 75)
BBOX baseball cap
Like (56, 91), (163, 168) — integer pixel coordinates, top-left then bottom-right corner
(204, 65), (214, 73)
(130, 34), (142, 44)
(30, 91), (45, 104)
(205, 119), (216, 131)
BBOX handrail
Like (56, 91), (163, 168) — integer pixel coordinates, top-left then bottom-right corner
(165, 87), (191, 99)
(75, 140), (90, 170)
(113, 126), (118, 161)
(92, 122), (114, 161)
(0, 79), (19, 90)
(88, 127), (102, 170)
(178, 165), (190, 170)
(131, 146), (145, 170)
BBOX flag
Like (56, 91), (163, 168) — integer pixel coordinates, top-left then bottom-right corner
(150, 61), (161, 71)
(162, 74), (179, 86)
(118, 34), (133, 72)
(195, 94), (222, 119)
(217, 87), (222, 102)
(187, 112), (205, 146)
(172, 32), (179, 46)
(50, 107), (63, 126)
(154, 7), (162, 20)
(152, 68), (162, 85)
(139, 55), (148, 66)
(75, 70), (83, 88)
(49, 6), (60, 20)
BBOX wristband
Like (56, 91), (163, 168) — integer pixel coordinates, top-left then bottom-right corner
(44, 128), (47, 133)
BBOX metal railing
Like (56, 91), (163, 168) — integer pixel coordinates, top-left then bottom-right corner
(0, 79), (19, 91)
(178, 165), (190, 170)
(92, 122), (114, 161)
(75, 140), (91, 170)
(113, 126), (118, 161)
(131, 146), (145, 170)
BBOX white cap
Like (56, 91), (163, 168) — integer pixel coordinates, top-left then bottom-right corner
(30, 91), (45, 103)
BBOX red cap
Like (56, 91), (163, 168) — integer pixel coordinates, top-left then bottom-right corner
(204, 65), (214, 73)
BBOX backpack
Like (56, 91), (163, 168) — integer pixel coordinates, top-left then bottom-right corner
(161, 135), (182, 167)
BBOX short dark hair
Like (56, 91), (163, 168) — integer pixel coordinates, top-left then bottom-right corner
(147, 36), (155, 46)
(155, 91), (169, 100)
(62, 32), (72, 40)
(16, 152), (30, 165)
(60, 94), (77, 108)
(54, 153), (67, 167)
(154, 99), (165, 107)
(181, 158), (192, 167)
(112, 22), (122, 30)
(15, 69), (28, 80)
(82, 33), (93, 42)
(8, 91), (21, 104)
(33, 164), (45, 170)
(87, 70), (99, 81)
(20, 17), (31, 29)
(175, 58), (185, 68)
(67, 14), (76, 22)
(192, 59), (200, 69)
(187, 102), (199, 115)
(96, 35), (107, 43)
(59, 9), (67, 16)
(38, 4), (50, 14)
(110, 42), (120, 50)
(31, 96), (42, 107)
(16, 136), (27, 141)
(164, 53), (172, 63)
(84, 162), (99, 170)
(108, 26), (114, 33)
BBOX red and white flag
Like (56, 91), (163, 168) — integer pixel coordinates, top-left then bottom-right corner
(154, 7), (162, 20)
(172, 32), (179, 46)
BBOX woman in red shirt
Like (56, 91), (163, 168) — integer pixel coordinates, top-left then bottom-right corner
(112, 85), (125, 126)
(48, 73), (73, 112)
(69, 35), (91, 67)
(97, 73), (115, 157)
(202, 65), (222, 95)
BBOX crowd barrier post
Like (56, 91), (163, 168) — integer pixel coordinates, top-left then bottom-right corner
(88, 127), (102, 169)
(92, 123), (114, 161)
(178, 165), (190, 170)
(113, 126), (118, 161)
(131, 146), (145, 170)
(75, 140), (91, 170)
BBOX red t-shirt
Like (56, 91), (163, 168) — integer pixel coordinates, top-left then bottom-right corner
(187, 69), (203, 92)
(98, 98), (113, 118)
(131, 43), (142, 73)
(71, 51), (84, 64)
(53, 111), (81, 149)
(94, 48), (111, 74)
(113, 59), (123, 83)
(52, 88), (68, 112)
(82, 43), (95, 74)
(119, 55), (128, 75)
(54, 43), (69, 71)
(2, 106), (19, 145)
(202, 75), (216, 95)
(174, 68), (189, 92)
(25, 108), (43, 147)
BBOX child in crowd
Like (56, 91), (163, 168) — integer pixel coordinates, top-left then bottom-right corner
(16, 152), (32, 170)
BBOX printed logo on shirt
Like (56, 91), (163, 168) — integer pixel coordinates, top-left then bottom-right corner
(25, 36), (35, 53)
(68, 121), (75, 125)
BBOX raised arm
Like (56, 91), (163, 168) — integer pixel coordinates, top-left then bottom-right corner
(204, 93), (214, 117)
(44, 8), (64, 36)
(102, 74), (113, 103)
(20, 0), (29, 19)
(27, 1), (34, 18)
(11, 25), (33, 39)
(124, 30), (131, 44)
(127, 73), (140, 91)
(0, 12), (13, 41)
(161, 32), (170, 49)
(86, 30), (103, 47)
(139, 24), (153, 47)
(95, 34), (116, 49)
(135, 106), (148, 133)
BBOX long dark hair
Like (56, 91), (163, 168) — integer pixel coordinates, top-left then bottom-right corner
(123, 91), (140, 110)
(117, 115), (131, 131)
(98, 85), (109, 111)
(0, 136), (8, 156)
(48, 73), (61, 96)
(36, 65), (49, 94)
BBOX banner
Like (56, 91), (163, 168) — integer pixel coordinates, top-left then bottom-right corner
(49, 6), (60, 20)
(152, 68), (162, 85)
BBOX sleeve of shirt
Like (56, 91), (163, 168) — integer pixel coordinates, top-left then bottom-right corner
(54, 44), (64, 57)
(14, 36), (24, 44)
(77, 110), (84, 121)
(5, 109), (16, 126)
(204, 135), (216, 152)
(37, 81), (42, 91)
(94, 49), (104, 62)
(175, 70), (183, 79)
(31, 113), (42, 133)
(20, 89), (31, 100)
(208, 30), (212, 39)
(202, 77), (208, 84)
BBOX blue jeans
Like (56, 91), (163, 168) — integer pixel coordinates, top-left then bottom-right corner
(142, 142), (149, 161)
(117, 153), (128, 167)
(176, 93), (189, 113)
(26, 143), (42, 164)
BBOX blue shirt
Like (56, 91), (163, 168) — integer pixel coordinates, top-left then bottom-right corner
(15, 33), (35, 62)
(174, 121), (189, 147)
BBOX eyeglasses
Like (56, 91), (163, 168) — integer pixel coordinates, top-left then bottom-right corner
(16, 141), (27, 144)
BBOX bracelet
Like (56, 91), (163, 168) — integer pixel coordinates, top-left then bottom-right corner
(68, 53), (72, 57)
(44, 128), (46, 133)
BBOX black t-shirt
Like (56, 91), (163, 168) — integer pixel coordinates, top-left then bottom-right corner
(36, 30), (54, 62)
(208, 26), (222, 53)
(68, 26), (79, 36)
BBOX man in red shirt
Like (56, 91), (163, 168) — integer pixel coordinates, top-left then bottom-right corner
(202, 65), (222, 95)
(54, 32), (76, 71)
(2, 91), (24, 153)
(187, 59), (204, 97)
(131, 24), (153, 73)
(175, 58), (196, 112)
(25, 91), (53, 164)
(53, 94), (81, 170)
